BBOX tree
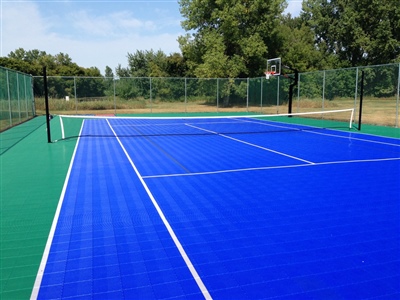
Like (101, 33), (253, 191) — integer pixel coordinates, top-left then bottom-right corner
(115, 64), (130, 78)
(126, 49), (168, 77)
(104, 66), (114, 78)
(54, 53), (73, 66)
(0, 57), (40, 75)
(165, 53), (187, 78)
(301, 0), (400, 67)
(178, 0), (287, 78)
(1, 48), (102, 76)
(278, 14), (338, 72)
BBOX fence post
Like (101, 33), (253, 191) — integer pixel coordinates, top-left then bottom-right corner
(260, 77), (263, 113)
(17, 73), (21, 123)
(217, 78), (219, 112)
(322, 70), (326, 114)
(354, 67), (359, 119)
(276, 76), (280, 114)
(74, 76), (77, 114)
(247, 78), (249, 113)
(185, 78), (187, 113)
(31, 75), (36, 117)
(6, 70), (12, 127)
(396, 63), (400, 128)
(24, 75), (29, 118)
(296, 73), (301, 113)
(358, 70), (365, 131)
(150, 77), (152, 114)
(113, 77), (116, 114)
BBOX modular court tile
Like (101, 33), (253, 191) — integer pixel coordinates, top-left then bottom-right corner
(0, 115), (399, 299)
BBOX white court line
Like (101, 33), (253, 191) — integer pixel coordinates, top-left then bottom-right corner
(106, 119), (212, 300)
(142, 157), (400, 179)
(30, 121), (86, 300)
(239, 117), (400, 148)
(303, 129), (400, 147)
(185, 123), (315, 164)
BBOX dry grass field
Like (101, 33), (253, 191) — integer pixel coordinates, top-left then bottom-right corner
(34, 96), (398, 127)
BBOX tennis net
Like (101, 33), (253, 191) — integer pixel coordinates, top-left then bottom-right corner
(54, 109), (355, 141)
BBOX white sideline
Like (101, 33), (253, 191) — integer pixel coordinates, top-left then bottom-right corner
(106, 119), (212, 300)
(30, 121), (85, 299)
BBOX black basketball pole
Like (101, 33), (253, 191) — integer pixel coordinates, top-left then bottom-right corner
(358, 70), (365, 131)
(283, 65), (299, 116)
(43, 66), (52, 143)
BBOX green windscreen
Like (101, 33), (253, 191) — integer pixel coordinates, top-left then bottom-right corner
(0, 66), (35, 132)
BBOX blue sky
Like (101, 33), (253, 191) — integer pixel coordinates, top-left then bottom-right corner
(1, 0), (303, 74)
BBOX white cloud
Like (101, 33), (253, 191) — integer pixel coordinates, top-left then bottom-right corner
(1, 1), (182, 74)
(1, 2), (53, 56)
(113, 11), (156, 31)
(70, 10), (157, 38)
(71, 11), (115, 37)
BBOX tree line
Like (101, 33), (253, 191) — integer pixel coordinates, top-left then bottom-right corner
(1, 0), (399, 79)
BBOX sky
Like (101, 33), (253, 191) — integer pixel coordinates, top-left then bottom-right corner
(1, 0), (303, 75)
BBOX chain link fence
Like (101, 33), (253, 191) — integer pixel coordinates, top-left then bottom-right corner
(1, 66), (35, 131)
(32, 63), (399, 127)
(295, 64), (399, 127)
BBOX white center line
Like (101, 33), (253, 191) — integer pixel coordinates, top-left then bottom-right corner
(185, 123), (315, 164)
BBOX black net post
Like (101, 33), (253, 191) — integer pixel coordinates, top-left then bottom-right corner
(43, 66), (52, 143)
(286, 67), (299, 116)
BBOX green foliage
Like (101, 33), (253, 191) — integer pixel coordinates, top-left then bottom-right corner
(0, 57), (40, 75)
(278, 15), (335, 72)
(301, 0), (400, 67)
(127, 50), (168, 77)
(362, 64), (399, 98)
(1, 48), (102, 77)
(179, 0), (287, 78)
(166, 53), (188, 78)
(115, 78), (150, 100)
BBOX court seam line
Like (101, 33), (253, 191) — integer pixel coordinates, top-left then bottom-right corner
(142, 157), (400, 179)
(185, 123), (315, 164)
(30, 120), (86, 300)
(126, 122), (192, 174)
(106, 119), (212, 300)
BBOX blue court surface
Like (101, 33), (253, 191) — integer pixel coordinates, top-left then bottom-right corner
(32, 117), (399, 299)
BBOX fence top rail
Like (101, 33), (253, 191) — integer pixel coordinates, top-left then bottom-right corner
(0, 65), (33, 77)
(30, 62), (399, 80)
(32, 76), (252, 80)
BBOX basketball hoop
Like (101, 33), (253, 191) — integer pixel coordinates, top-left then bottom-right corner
(264, 71), (276, 80)
(265, 58), (281, 79)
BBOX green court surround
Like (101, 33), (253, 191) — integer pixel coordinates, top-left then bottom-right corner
(0, 115), (398, 298)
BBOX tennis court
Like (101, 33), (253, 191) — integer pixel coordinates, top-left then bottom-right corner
(21, 112), (399, 299)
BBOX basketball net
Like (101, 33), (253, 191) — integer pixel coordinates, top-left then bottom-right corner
(264, 71), (276, 80)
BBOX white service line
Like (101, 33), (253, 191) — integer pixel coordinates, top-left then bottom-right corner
(185, 123), (315, 164)
(106, 119), (212, 300)
(143, 157), (400, 179)
(31, 121), (86, 300)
